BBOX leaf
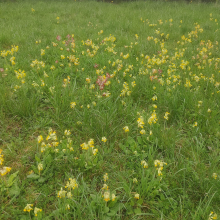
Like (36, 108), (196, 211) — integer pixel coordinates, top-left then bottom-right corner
(103, 206), (109, 213)
(134, 208), (142, 214)
(137, 198), (143, 205)
(111, 202), (124, 212)
(8, 182), (20, 196)
(7, 171), (19, 187)
(27, 173), (40, 179)
(38, 177), (46, 183)
(137, 136), (143, 145)
(107, 210), (116, 216)
(35, 154), (41, 163)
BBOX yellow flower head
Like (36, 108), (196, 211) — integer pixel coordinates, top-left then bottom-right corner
(24, 204), (33, 212)
(123, 126), (129, 132)
(102, 137), (107, 142)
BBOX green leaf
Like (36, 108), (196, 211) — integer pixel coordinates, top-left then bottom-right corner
(107, 210), (116, 216)
(27, 173), (40, 179)
(38, 177), (46, 183)
(137, 136), (143, 145)
(8, 182), (20, 196)
(7, 171), (19, 187)
(137, 198), (143, 205)
(103, 206), (109, 213)
(35, 154), (41, 163)
(134, 208), (142, 214)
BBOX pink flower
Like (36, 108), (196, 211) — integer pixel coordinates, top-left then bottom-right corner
(96, 73), (110, 90)
(56, 35), (61, 41)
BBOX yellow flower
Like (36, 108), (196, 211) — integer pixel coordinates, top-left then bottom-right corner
(61, 55), (65, 59)
(64, 130), (71, 136)
(70, 102), (76, 109)
(137, 116), (144, 128)
(123, 126), (129, 132)
(212, 173), (217, 179)
(31, 8), (35, 12)
(133, 178), (138, 183)
(103, 191), (110, 202)
(164, 112), (170, 120)
(102, 137), (107, 142)
(134, 193), (139, 199)
(37, 135), (43, 143)
(193, 122), (197, 127)
(34, 207), (42, 216)
(140, 129), (145, 135)
(208, 108), (212, 113)
(0, 167), (11, 176)
(24, 204), (33, 212)
(65, 178), (78, 190)
(41, 49), (45, 56)
(152, 95), (157, 101)
(112, 194), (116, 201)
(93, 148), (98, 156)
(103, 173), (108, 182)
(38, 163), (43, 173)
(57, 187), (67, 198)
(141, 160), (148, 168)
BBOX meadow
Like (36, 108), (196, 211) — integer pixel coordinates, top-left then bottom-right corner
(0, 0), (220, 219)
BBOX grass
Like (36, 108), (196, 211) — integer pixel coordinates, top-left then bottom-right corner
(0, 0), (220, 219)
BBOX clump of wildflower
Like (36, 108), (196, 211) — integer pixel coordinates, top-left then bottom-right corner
(154, 160), (167, 176)
(152, 95), (157, 101)
(103, 190), (110, 202)
(102, 184), (109, 190)
(193, 122), (198, 127)
(208, 211), (217, 220)
(70, 102), (76, 109)
(65, 178), (78, 190)
(37, 135), (43, 143)
(46, 128), (57, 141)
(148, 111), (158, 125)
(38, 163), (43, 174)
(103, 173), (108, 182)
(64, 130), (71, 136)
(0, 149), (11, 176)
(123, 126), (129, 132)
(140, 129), (146, 135)
(96, 73), (110, 90)
(0, 167), (12, 176)
(134, 193), (139, 199)
(137, 116), (144, 128)
(57, 187), (67, 198)
(164, 112), (170, 120)
(24, 204), (33, 212)
(212, 173), (217, 179)
(141, 160), (148, 168)
(133, 178), (138, 183)
(112, 194), (116, 201)
(102, 137), (107, 142)
(34, 207), (42, 216)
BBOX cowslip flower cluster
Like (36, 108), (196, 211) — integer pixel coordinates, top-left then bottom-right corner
(137, 116), (145, 128)
(164, 112), (170, 120)
(123, 126), (129, 132)
(80, 139), (98, 156)
(101, 173), (116, 202)
(154, 160), (167, 176)
(37, 128), (73, 154)
(148, 111), (158, 125)
(208, 211), (217, 220)
(141, 160), (148, 168)
(0, 149), (11, 176)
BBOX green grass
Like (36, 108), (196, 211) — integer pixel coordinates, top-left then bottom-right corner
(1, 0), (220, 219)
